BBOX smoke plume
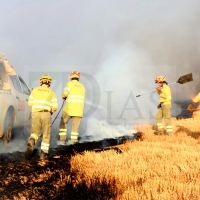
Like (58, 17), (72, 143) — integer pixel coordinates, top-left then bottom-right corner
(0, 0), (200, 151)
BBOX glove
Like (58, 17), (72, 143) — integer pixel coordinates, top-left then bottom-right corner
(157, 104), (161, 109)
(62, 97), (67, 100)
(156, 87), (162, 94)
(187, 101), (195, 112)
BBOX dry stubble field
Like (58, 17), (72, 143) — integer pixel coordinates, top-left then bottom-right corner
(1, 117), (200, 200)
(70, 117), (200, 200)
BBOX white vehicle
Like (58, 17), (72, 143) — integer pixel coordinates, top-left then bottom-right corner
(0, 53), (31, 142)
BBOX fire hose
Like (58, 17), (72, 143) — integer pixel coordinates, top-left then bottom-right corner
(52, 99), (65, 124)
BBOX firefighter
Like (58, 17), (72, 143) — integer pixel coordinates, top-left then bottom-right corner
(58, 70), (86, 145)
(154, 76), (173, 135)
(26, 74), (58, 160)
(187, 93), (200, 111)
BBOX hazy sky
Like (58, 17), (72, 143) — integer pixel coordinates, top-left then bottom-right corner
(1, 0), (200, 126)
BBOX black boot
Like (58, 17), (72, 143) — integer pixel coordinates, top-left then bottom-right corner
(40, 151), (48, 160)
(25, 138), (35, 160)
(154, 130), (164, 135)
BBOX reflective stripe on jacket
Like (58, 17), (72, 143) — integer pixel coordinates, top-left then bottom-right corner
(62, 80), (86, 117)
(28, 85), (58, 112)
(159, 84), (171, 105)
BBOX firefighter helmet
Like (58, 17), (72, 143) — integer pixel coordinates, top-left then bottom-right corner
(39, 74), (52, 84)
(155, 75), (166, 83)
(70, 70), (80, 80)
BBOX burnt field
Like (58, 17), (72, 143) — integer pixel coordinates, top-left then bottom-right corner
(0, 133), (141, 199)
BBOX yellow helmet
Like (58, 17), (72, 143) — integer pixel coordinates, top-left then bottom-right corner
(70, 70), (80, 80)
(39, 74), (52, 84)
(155, 75), (166, 83)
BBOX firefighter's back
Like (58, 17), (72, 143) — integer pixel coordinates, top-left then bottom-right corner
(64, 80), (86, 117)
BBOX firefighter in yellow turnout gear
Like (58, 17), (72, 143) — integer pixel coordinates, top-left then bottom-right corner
(155, 76), (173, 135)
(187, 93), (200, 111)
(26, 74), (58, 160)
(58, 70), (86, 145)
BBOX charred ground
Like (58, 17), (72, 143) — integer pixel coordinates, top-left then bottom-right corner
(0, 133), (142, 200)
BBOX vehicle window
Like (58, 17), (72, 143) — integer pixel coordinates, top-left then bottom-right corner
(10, 75), (22, 93)
(0, 62), (10, 90)
(19, 77), (30, 95)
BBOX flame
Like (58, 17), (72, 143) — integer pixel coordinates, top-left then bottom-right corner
(190, 95), (200, 118)
(192, 111), (200, 118)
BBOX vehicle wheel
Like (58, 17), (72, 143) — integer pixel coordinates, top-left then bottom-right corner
(4, 110), (14, 143)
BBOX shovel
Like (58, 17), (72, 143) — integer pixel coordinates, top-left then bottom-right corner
(136, 73), (193, 98)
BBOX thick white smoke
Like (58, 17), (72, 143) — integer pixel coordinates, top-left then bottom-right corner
(0, 0), (200, 151)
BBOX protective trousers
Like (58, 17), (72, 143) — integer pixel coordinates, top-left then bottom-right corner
(28, 112), (52, 153)
(59, 111), (82, 143)
(156, 104), (173, 134)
